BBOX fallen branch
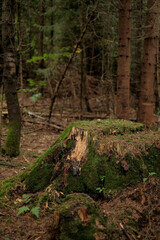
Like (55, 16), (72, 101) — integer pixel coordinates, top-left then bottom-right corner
(23, 120), (64, 131)
(0, 162), (18, 168)
(48, 0), (100, 121)
(25, 111), (64, 129)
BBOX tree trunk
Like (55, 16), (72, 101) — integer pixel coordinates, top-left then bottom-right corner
(2, 0), (21, 157)
(0, 0), (2, 87)
(117, 0), (131, 120)
(155, 27), (160, 111)
(80, 0), (92, 114)
(137, 0), (159, 125)
(134, 0), (143, 107)
(38, 0), (45, 68)
(50, 0), (54, 53)
(17, 0), (24, 110)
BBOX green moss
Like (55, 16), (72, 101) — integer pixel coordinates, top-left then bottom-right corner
(24, 123), (76, 192)
(0, 174), (20, 196)
(70, 119), (144, 136)
(144, 146), (160, 178)
(65, 143), (160, 198)
(25, 163), (55, 192)
(3, 121), (21, 157)
(50, 193), (107, 240)
(103, 153), (143, 192)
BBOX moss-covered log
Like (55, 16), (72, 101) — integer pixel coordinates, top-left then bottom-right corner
(0, 119), (160, 198)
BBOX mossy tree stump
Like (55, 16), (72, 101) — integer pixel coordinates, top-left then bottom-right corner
(1, 119), (160, 198)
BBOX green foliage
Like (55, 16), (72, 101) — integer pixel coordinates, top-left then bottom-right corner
(96, 187), (105, 193)
(17, 206), (30, 216)
(17, 205), (39, 218)
(30, 93), (42, 102)
(31, 206), (39, 218)
(22, 194), (31, 203)
(143, 172), (156, 183)
(27, 78), (36, 87)
(19, 78), (46, 102)
(27, 48), (71, 63)
(16, 194), (40, 218)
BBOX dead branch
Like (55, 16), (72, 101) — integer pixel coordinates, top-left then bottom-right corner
(48, 0), (100, 121)
(23, 120), (64, 131)
(0, 162), (18, 167)
(25, 111), (64, 129)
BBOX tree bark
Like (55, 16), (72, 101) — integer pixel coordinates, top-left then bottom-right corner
(50, 0), (54, 53)
(117, 0), (131, 120)
(80, 0), (92, 114)
(2, 0), (21, 157)
(0, 0), (2, 86)
(155, 25), (160, 110)
(134, 0), (143, 106)
(137, 0), (159, 125)
(38, 0), (45, 68)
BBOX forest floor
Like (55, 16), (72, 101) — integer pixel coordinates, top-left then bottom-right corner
(0, 96), (160, 240)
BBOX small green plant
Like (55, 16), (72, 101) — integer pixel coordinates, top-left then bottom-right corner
(22, 194), (31, 203)
(96, 187), (105, 193)
(19, 78), (46, 102)
(96, 175), (105, 193)
(143, 172), (156, 183)
(30, 206), (39, 218)
(17, 206), (30, 216)
(16, 194), (40, 218)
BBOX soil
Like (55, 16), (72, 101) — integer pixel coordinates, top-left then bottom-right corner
(0, 96), (160, 240)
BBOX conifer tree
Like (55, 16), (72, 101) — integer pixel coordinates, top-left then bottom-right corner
(137, 0), (159, 125)
(117, 0), (131, 120)
(2, 0), (21, 156)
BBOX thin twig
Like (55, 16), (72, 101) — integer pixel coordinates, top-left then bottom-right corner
(120, 223), (134, 240)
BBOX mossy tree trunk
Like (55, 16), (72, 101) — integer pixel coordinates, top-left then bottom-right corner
(2, 0), (21, 157)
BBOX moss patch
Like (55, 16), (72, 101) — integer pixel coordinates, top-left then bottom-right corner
(25, 163), (55, 192)
(23, 123), (76, 192)
(143, 146), (160, 178)
(3, 121), (21, 157)
(65, 146), (143, 198)
(0, 174), (20, 197)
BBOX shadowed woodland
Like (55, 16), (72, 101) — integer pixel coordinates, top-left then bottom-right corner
(0, 0), (160, 239)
